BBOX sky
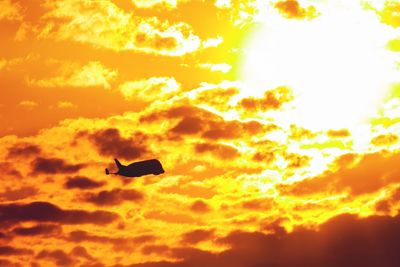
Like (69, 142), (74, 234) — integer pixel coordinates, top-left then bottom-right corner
(1, 0), (400, 266)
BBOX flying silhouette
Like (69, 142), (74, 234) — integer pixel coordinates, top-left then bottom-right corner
(105, 158), (164, 177)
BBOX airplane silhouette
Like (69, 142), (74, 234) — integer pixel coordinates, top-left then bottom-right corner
(105, 159), (164, 177)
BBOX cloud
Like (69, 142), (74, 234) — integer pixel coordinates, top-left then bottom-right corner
(181, 229), (214, 244)
(283, 152), (311, 169)
(56, 101), (77, 109)
(131, 0), (180, 9)
(68, 230), (155, 252)
(84, 188), (143, 206)
(197, 63), (232, 73)
(31, 157), (85, 174)
(0, 201), (118, 225)
(187, 84), (239, 112)
(190, 199), (211, 213)
(238, 86), (294, 112)
(0, 162), (21, 178)
(375, 185), (400, 214)
(160, 183), (216, 199)
(12, 224), (61, 237)
(371, 133), (398, 146)
(141, 245), (170, 255)
(132, 213), (400, 267)
(18, 100), (38, 108)
(70, 246), (93, 260)
(64, 176), (105, 190)
(85, 128), (148, 160)
(375, 1), (400, 28)
(171, 117), (204, 135)
(119, 77), (180, 101)
(0, 186), (38, 201)
(241, 197), (275, 211)
(0, 246), (33, 256)
(7, 143), (41, 158)
(274, 0), (318, 20)
(327, 129), (351, 138)
(144, 104), (268, 141)
(278, 151), (400, 196)
(40, 0), (203, 56)
(37, 249), (74, 266)
(28, 61), (117, 89)
(0, 0), (23, 21)
(194, 142), (239, 159)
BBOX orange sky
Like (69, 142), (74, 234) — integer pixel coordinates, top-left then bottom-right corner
(1, 0), (400, 266)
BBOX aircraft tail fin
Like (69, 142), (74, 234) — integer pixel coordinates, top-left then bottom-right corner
(105, 168), (109, 175)
(114, 158), (123, 169)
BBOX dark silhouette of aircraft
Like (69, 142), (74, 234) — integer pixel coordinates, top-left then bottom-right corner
(105, 159), (164, 177)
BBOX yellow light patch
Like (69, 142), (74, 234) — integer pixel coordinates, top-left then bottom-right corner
(241, 1), (398, 130)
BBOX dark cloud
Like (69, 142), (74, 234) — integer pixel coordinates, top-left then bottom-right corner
(71, 246), (93, 260)
(0, 186), (38, 201)
(85, 188), (143, 206)
(64, 176), (105, 190)
(131, 213), (400, 267)
(0, 259), (18, 267)
(37, 249), (74, 266)
(190, 200), (210, 213)
(194, 143), (239, 159)
(7, 143), (41, 158)
(31, 157), (85, 174)
(201, 121), (241, 140)
(0, 201), (118, 225)
(181, 229), (214, 244)
(69, 230), (125, 244)
(0, 246), (33, 255)
(12, 224), (61, 236)
(143, 105), (268, 141)
(86, 128), (148, 160)
(278, 151), (400, 196)
(141, 245), (170, 255)
(0, 162), (22, 178)
(171, 117), (204, 135)
(140, 106), (219, 124)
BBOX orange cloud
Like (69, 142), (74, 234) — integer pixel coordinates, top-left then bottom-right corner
(327, 129), (351, 138)
(195, 142), (239, 159)
(119, 77), (180, 101)
(239, 86), (294, 112)
(279, 151), (400, 196)
(371, 133), (398, 146)
(39, 0), (204, 56)
(274, 0), (318, 20)
(0, 0), (23, 21)
(18, 100), (38, 108)
(28, 61), (117, 89)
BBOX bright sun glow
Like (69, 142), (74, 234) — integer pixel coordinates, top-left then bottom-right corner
(241, 1), (398, 130)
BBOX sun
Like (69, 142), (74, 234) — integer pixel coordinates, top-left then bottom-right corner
(240, 1), (398, 130)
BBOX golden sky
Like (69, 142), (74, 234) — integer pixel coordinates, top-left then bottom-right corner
(1, 0), (400, 266)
